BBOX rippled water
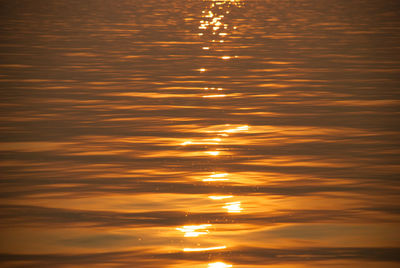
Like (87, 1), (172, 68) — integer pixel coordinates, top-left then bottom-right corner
(1, 0), (400, 267)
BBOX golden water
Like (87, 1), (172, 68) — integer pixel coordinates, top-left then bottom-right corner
(1, 0), (400, 267)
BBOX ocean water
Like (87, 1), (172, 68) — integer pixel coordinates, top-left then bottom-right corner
(0, 0), (400, 267)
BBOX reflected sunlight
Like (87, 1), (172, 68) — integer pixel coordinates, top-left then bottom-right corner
(181, 138), (221, 146)
(197, 0), (243, 43)
(208, 262), (233, 268)
(205, 151), (220, 156)
(223, 201), (243, 213)
(201, 124), (250, 135)
(2, 0), (400, 267)
(223, 125), (249, 133)
(203, 87), (224, 91)
(176, 224), (212, 237)
(202, 94), (227, 98)
(203, 173), (229, 181)
(183, 246), (226, 252)
(209, 195), (234, 200)
(181, 141), (193, 146)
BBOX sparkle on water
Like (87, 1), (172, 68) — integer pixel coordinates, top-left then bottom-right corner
(183, 246), (227, 252)
(1, 0), (399, 267)
(208, 262), (233, 268)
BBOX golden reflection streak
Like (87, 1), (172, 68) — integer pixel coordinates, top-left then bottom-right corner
(209, 195), (234, 200)
(181, 138), (221, 146)
(176, 224), (212, 237)
(223, 201), (243, 213)
(203, 173), (229, 182)
(181, 141), (193, 146)
(208, 262), (233, 268)
(183, 246), (226, 252)
(224, 125), (249, 133)
(181, 0), (244, 263)
(205, 151), (220, 156)
(202, 94), (226, 98)
(198, 125), (249, 135)
(197, 0), (243, 41)
(203, 178), (228, 182)
(210, 173), (229, 178)
(203, 87), (223, 90)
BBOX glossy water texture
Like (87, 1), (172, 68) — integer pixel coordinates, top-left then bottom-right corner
(1, 0), (400, 267)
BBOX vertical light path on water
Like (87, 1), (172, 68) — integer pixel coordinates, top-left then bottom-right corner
(175, 1), (244, 267)
(0, 0), (400, 267)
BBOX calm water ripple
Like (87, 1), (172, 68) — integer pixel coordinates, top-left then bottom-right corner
(1, 0), (400, 267)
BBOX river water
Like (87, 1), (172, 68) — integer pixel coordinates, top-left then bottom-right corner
(1, 0), (400, 267)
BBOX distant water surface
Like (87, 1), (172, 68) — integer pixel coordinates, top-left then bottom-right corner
(1, 0), (400, 267)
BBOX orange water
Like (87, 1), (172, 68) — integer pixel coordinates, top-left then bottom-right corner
(0, 0), (400, 267)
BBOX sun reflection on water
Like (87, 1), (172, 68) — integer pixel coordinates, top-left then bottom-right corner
(1, 0), (399, 266)
(183, 246), (227, 252)
(181, 138), (221, 146)
(203, 124), (249, 134)
(176, 224), (212, 237)
(208, 262), (233, 268)
(178, 0), (245, 264)
(205, 151), (220, 156)
(203, 173), (229, 181)
(223, 201), (243, 213)
(208, 195), (234, 200)
(203, 87), (223, 90)
(202, 94), (227, 98)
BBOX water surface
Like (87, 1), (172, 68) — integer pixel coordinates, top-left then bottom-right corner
(1, 0), (400, 267)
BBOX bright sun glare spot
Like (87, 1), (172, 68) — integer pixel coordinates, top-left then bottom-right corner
(182, 139), (220, 146)
(205, 125), (249, 135)
(206, 138), (221, 144)
(203, 173), (229, 182)
(203, 46), (210, 50)
(222, 56), (231, 60)
(183, 246), (226, 252)
(203, 178), (228, 182)
(176, 224), (212, 237)
(223, 201), (243, 213)
(210, 173), (229, 178)
(203, 94), (226, 98)
(205, 151), (220, 156)
(181, 141), (192, 146)
(208, 262), (233, 268)
(200, 68), (206, 72)
(224, 125), (249, 133)
(209, 195), (234, 200)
